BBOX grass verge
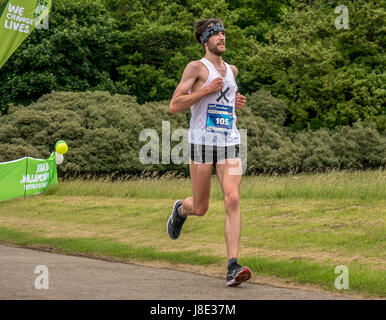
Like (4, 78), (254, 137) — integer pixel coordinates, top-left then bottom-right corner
(0, 170), (384, 298)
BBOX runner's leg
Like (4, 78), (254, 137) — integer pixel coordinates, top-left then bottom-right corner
(216, 157), (243, 259)
(167, 146), (213, 239)
(180, 159), (212, 216)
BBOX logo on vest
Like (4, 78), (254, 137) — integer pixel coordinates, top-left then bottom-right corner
(217, 86), (230, 103)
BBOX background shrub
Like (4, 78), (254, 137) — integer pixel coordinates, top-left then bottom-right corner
(0, 91), (383, 176)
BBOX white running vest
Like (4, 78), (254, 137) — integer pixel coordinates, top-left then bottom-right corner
(188, 58), (241, 147)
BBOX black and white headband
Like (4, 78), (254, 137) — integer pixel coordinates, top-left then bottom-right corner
(200, 23), (225, 44)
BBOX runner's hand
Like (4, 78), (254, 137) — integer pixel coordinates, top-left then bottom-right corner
(206, 77), (223, 93)
(235, 92), (246, 109)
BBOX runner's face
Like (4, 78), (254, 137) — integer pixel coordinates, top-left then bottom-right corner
(206, 30), (226, 56)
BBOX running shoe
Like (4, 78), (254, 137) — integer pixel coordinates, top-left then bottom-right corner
(226, 264), (252, 287)
(167, 200), (186, 240)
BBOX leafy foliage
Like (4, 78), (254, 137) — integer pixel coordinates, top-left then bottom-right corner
(242, 0), (385, 131)
(0, 0), (122, 112)
(0, 0), (384, 134)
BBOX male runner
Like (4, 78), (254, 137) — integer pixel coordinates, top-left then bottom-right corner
(167, 19), (251, 287)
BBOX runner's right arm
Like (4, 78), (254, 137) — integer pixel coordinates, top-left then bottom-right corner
(170, 61), (223, 114)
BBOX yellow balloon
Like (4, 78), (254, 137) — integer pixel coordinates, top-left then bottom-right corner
(56, 142), (68, 154)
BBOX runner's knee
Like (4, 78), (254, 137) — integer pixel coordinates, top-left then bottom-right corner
(193, 205), (209, 216)
(224, 192), (239, 210)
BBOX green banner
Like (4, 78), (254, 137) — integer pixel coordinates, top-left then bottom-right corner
(0, 153), (58, 201)
(0, 0), (53, 69)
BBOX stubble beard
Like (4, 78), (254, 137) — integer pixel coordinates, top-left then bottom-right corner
(207, 42), (226, 56)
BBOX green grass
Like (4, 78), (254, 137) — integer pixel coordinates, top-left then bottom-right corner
(0, 226), (221, 266)
(0, 169), (385, 298)
(46, 168), (386, 201)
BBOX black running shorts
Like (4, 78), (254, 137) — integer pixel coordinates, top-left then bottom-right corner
(190, 144), (240, 164)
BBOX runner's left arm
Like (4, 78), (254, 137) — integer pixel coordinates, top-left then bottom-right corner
(230, 65), (246, 110)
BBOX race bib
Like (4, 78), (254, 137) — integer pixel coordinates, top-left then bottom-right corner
(205, 104), (233, 135)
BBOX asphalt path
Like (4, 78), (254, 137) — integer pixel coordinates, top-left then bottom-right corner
(0, 244), (351, 300)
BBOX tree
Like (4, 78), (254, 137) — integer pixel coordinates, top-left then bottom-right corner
(0, 0), (384, 133)
(240, 0), (385, 132)
(0, 0), (122, 113)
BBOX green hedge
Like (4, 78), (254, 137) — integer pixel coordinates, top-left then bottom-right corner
(0, 91), (384, 176)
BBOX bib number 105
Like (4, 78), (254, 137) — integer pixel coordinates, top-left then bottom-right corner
(216, 118), (229, 126)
